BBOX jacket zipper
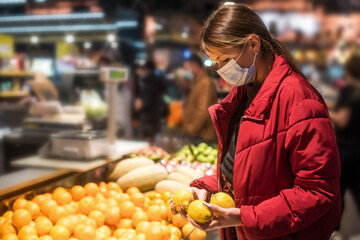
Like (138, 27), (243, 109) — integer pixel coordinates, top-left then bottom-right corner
(240, 115), (263, 124)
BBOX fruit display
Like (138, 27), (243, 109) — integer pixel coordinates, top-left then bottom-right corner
(0, 182), (207, 240)
(130, 146), (169, 162)
(172, 143), (218, 165)
(171, 190), (235, 225)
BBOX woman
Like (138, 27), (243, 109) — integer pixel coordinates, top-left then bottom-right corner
(172, 4), (341, 240)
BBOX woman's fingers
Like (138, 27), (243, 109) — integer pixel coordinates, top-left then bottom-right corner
(203, 202), (227, 216)
(178, 204), (187, 219)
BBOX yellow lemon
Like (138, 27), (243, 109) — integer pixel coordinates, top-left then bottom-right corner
(172, 190), (194, 212)
(187, 200), (212, 224)
(210, 192), (235, 216)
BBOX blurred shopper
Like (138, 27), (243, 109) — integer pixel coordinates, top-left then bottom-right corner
(171, 4), (340, 240)
(135, 60), (166, 142)
(182, 55), (217, 143)
(329, 52), (360, 225)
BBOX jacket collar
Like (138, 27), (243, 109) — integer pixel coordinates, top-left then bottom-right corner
(209, 54), (292, 150)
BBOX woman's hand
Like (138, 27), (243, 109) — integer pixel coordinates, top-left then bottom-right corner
(169, 187), (209, 218)
(188, 202), (242, 231)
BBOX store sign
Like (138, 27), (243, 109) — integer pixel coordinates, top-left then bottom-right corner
(0, 34), (14, 57)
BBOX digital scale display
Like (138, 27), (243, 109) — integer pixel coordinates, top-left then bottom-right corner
(109, 70), (125, 79)
(100, 67), (128, 82)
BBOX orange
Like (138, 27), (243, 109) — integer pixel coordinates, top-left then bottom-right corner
(119, 201), (135, 219)
(98, 182), (107, 188)
(188, 227), (206, 240)
(114, 193), (130, 204)
(53, 191), (72, 206)
(146, 205), (165, 221)
(79, 218), (97, 229)
(32, 195), (46, 207)
(13, 199), (28, 211)
(105, 198), (118, 207)
(172, 189), (194, 212)
(126, 187), (140, 195)
(56, 217), (74, 234)
(135, 221), (150, 234)
(3, 211), (13, 220)
(40, 200), (57, 216)
(18, 225), (37, 240)
(96, 225), (111, 237)
(22, 235), (39, 240)
(52, 187), (66, 196)
(0, 222), (16, 235)
(0, 216), (8, 225)
(95, 202), (107, 214)
(49, 225), (70, 240)
(106, 238), (117, 240)
(108, 190), (118, 198)
(39, 236), (53, 240)
(66, 215), (78, 228)
(35, 216), (48, 223)
(63, 204), (76, 215)
(145, 223), (165, 240)
(107, 182), (121, 192)
(136, 233), (146, 240)
(134, 207), (143, 213)
(88, 210), (105, 227)
(131, 211), (148, 227)
(78, 196), (95, 215)
(74, 224), (96, 240)
(25, 202), (40, 220)
(29, 221), (36, 228)
(104, 206), (120, 226)
(84, 182), (99, 197)
(12, 209), (32, 230)
(112, 228), (127, 238)
(43, 193), (52, 200)
(162, 191), (172, 203)
(48, 206), (67, 224)
(35, 219), (53, 236)
(148, 192), (162, 200)
(95, 193), (106, 203)
(151, 198), (165, 206)
(94, 230), (107, 240)
(117, 219), (133, 229)
(2, 233), (19, 240)
(167, 224), (182, 239)
(171, 213), (188, 228)
(122, 229), (136, 239)
(70, 185), (86, 201)
(98, 187), (109, 198)
(130, 193), (146, 208)
(169, 234), (180, 240)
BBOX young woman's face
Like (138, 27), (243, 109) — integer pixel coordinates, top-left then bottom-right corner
(206, 43), (255, 70)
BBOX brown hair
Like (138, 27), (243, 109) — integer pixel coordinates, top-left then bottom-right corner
(200, 4), (306, 79)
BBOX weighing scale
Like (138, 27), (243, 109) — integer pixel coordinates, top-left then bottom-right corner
(42, 67), (129, 160)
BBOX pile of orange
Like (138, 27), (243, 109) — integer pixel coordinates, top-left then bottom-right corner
(0, 182), (207, 240)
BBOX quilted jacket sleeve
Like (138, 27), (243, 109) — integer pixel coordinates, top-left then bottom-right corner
(189, 174), (218, 196)
(240, 99), (341, 239)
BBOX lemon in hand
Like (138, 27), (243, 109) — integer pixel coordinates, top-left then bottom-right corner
(172, 189), (194, 212)
(187, 200), (213, 224)
(210, 192), (235, 216)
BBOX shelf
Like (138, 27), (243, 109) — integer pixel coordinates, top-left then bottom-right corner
(0, 90), (29, 98)
(0, 71), (34, 77)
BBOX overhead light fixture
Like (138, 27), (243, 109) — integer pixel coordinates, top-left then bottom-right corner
(35, 0), (46, 2)
(84, 42), (91, 49)
(204, 59), (212, 67)
(0, 21), (138, 34)
(0, 0), (25, 5)
(181, 32), (189, 38)
(224, 1), (235, 5)
(0, 12), (104, 22)
(30, 36), (39, 44)
(111, 42), (118, 48)
(107, 33), (116, 42)
(65, 34), (74, 43)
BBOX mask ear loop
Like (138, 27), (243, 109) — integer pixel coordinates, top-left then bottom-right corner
(252, 52), (257, 65)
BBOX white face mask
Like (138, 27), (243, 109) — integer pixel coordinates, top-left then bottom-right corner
(217, 49), (257, 86)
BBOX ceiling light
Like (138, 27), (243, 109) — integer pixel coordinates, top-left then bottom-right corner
(204, 59), (212, 67)
(0, 12), (104, 22)
(65, 34), (74, 43)
(111, 42), (118, 48)
(84, 42), (91, 49)
(224, 1), (235, 5)
(0, 0), (25, 5)
(30, 36), (39, 44)
(181, 32), (189, 38)
(107, 33), (116, 42)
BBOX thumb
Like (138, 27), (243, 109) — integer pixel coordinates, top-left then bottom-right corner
(203, 202), (226, 215)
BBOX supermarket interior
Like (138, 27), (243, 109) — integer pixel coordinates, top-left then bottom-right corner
(0, 0), (360, 239)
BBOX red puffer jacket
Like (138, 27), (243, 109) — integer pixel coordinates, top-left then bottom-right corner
(190, 55), (341, 240)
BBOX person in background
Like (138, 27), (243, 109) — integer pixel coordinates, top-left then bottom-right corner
(171, 4), (340, 240)
(182, 55), (218, 144)
(135, 60), (166, 143)
(329, 52), (360, 232)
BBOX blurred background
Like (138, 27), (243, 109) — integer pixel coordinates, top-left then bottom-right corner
(0, 0), (359, 238)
